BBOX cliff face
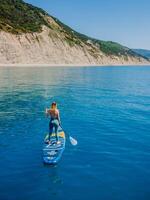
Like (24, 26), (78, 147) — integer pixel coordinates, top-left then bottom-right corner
(0, 0), (148, 65)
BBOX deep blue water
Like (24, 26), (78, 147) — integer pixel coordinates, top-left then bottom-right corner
(0, 66), (150, 200)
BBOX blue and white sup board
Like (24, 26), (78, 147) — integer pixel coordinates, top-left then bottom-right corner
(43, 126), (65, 164)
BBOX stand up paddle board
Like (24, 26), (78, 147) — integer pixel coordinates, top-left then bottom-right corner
(43, 126), (65, 164)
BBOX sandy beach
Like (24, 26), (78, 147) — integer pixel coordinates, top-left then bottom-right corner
(0, 63), (150, 67)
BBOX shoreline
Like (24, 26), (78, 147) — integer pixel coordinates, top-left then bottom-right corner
(0, 63), (150, 68)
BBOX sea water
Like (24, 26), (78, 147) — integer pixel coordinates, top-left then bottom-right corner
(0, 66), (150, 200)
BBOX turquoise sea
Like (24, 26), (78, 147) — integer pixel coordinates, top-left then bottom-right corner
(0, 66), (150, 200)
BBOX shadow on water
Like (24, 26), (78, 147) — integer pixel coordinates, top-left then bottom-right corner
(43, 164), (63, 184)
(42, 164), (64, 199)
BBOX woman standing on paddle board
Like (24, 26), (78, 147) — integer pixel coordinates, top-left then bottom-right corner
(45, 102), (61, 144)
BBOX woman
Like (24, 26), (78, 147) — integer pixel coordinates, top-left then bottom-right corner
(46, 102), (61, 144)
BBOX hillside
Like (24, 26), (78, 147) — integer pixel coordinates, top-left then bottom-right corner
(0, 0), (149, 65)
(132, 49), (150, 59)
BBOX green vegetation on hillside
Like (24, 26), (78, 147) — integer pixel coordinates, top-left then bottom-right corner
(93, 40), (129, 56)
(0, 0), (50, 33)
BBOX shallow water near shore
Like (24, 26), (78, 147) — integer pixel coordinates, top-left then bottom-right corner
(0, 66), (150, 200)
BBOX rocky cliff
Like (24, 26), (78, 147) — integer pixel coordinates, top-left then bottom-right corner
(0, 0), (148, 65)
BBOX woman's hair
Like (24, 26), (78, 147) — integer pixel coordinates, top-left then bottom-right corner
(51, 102), (57, 109)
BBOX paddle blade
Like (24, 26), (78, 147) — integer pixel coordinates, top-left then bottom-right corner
(69, 136), (78, 146)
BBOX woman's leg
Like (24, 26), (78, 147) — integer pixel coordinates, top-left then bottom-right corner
(54, 124), (59, 142)
(49, 122), (53, 141)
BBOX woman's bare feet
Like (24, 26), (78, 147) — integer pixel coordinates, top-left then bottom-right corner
(45, 140), (51, 144)
(56, 141), (61, 145)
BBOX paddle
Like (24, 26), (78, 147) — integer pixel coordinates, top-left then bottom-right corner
(60, 125), (78, 146)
